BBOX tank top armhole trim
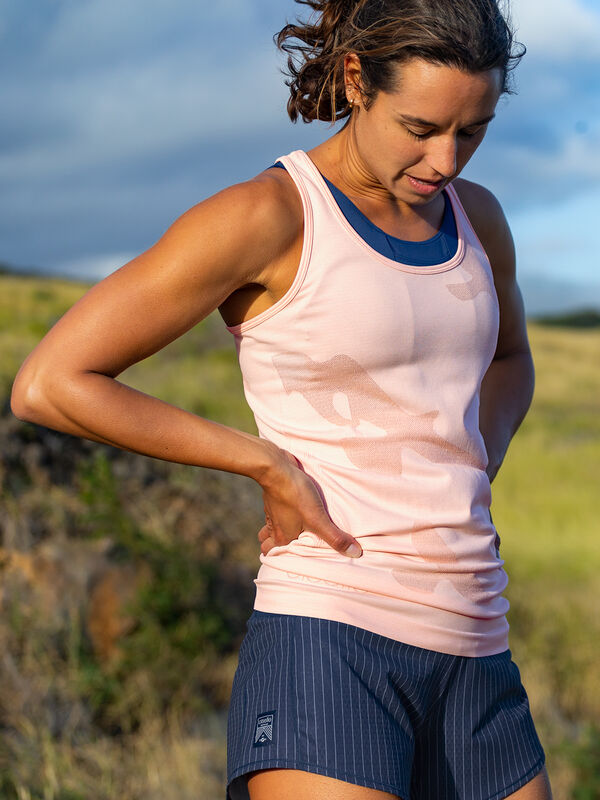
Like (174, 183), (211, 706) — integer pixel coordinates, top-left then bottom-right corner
(445, 181), (500, 313)
(445, 182), (493, 274)
(224, 155), (314, 335)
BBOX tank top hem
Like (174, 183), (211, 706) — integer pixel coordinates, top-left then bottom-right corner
(253, 574), (510, 658)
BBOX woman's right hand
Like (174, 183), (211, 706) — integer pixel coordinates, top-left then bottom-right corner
(257, 446), (363, 559)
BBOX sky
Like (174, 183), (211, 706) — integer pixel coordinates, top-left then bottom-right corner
(1, 0), (599, 315)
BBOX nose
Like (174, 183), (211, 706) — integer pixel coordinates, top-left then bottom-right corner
(426, 135), (458, 179)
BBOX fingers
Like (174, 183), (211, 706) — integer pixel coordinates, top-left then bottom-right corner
(256, 526), (277, 556)
(257, 525), (270, 543)
(258, 450), (363, 559)
(256, 520), (362, 558)
(257, 525), (272, 556)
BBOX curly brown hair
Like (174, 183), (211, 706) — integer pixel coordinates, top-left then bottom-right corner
(275, 0), (525, 123)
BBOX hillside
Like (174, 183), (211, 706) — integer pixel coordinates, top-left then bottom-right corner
(1, 273), (599, 798)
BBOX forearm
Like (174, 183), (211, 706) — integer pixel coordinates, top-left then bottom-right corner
(11, 370), (279, 487)
(479, 350), (535, 483)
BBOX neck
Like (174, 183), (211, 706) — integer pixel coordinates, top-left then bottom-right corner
(307, 121), (447, 238)
(335, 123), (395, 206)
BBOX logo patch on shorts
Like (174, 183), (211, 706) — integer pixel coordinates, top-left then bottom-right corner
(253, 711), (276, 747)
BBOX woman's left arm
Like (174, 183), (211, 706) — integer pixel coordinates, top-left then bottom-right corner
(454, 179), (535, 484)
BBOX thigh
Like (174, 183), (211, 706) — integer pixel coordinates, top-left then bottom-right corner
(247, 768), (402, 799)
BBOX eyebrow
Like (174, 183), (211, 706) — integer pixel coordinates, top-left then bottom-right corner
(399, 113), (496, 128)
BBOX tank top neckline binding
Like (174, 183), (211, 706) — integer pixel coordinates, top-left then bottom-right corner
(292, 149), (466, 276)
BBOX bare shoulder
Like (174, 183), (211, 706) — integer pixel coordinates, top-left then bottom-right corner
(11, 164), (306, 387)
(224, 166), (303, 246)
(170, 164), (303, 287)
(452, 177), (503, 217)
(452, 178), (515, 279)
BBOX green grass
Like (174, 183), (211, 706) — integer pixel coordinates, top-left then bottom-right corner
(492, 324), (599, 576)
(0, 274), (93, 398)
(1, 272), (255, 432)
(488, 323), (600, 798)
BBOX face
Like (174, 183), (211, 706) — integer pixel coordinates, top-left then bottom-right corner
(344, 56), (503, 205)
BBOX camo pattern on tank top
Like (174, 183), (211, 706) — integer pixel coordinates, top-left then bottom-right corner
(225, 149), (509, 657)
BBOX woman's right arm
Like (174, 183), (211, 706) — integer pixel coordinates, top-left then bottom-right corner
(11, 172), (295, 482)
(10, 171), (363, 558)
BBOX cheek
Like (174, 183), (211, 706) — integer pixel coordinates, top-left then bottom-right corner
(357, 117), (420, 169)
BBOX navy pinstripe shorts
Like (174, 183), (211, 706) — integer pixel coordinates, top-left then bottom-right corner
(226, 610), (545, 800)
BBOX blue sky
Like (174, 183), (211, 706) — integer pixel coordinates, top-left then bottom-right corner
(1, 0), (599, 314)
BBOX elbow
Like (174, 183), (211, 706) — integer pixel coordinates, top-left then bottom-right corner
(11, 375), (43, 422)
(10, 361), (54, 424)
(9, 387), (27, 421)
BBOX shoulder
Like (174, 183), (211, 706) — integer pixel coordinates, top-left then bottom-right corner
(211, 165), (302, 234)
(451, 178), (506, 233)
(158, 164), (303, 293)
(451, 178), (515, 279)
(245, 166), (305, 263)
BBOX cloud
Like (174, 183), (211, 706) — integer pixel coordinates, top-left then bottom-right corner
(0, 0), (291, 185)
(460, 0), (600, 214)
(510, 185), (600, 285)
(464, 124), (600, 213)
(510, 0), (600, 60)
(0, 49), (287, 183)
(51, 251), (139, 282)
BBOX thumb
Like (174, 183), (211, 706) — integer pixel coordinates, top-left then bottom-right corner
(313, 516), (363, 558)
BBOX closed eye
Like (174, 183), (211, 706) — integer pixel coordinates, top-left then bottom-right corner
(404, 127), (432, 140)
(459, 125), (487, 139)
(405, 126), (486, 141)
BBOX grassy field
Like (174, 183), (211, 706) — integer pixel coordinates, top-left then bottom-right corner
(1, 272), (599, 798)
(489, 323), (600, 798)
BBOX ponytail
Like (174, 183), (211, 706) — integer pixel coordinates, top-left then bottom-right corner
(275, 0), (367, 123)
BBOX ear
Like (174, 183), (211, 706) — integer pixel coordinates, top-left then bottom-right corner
(343, 53), (364, 106)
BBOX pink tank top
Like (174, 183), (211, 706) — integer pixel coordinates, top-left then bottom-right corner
(225, 149), (510, 657)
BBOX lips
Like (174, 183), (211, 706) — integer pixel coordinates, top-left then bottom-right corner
(406, 175), (444, 195)
(408, 175), (443, 186)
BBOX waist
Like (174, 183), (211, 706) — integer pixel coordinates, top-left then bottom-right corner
(253, 541), (510, 657)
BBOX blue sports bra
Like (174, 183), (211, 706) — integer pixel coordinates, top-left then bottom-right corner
(271, 160), (458, 267)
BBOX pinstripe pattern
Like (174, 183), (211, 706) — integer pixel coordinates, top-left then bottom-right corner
(226, 611), (545, 800)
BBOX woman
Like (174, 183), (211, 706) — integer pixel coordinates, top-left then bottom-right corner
(11, 0), (553, 798)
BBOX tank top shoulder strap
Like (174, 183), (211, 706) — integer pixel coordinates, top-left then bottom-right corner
(275, 150), (312, 202)
(444, 182), (491, 265)
(276, 150), (331, 216)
